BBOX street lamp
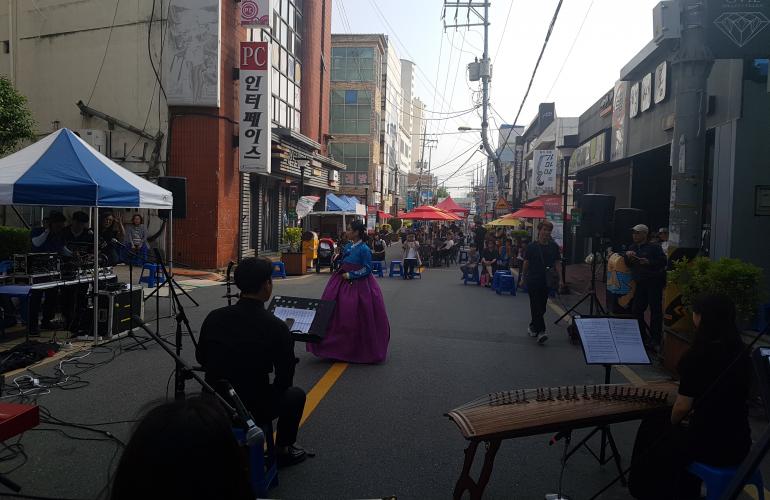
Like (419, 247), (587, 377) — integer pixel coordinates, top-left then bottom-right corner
(557, 135), (579, 294)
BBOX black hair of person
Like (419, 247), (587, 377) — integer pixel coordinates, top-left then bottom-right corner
(537, 220), (554, 231)
(691, 293), (743, 350)
(132, 214), (144, 224)
(350, 220), (369, 242)
(110, 396), (252, 500)
(72, 211), (89, 223)
(48, 211), (66, 223)
(234, 256), (272, 295)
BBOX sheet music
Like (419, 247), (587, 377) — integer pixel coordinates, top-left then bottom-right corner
(608, 318), (650, 364)
(575, 318), (620, 364)
(273, 307), (316, 334)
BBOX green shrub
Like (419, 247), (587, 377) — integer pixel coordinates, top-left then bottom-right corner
(390, 219), (402, 232)
(282, 227), (303, 251)
(0, 226), (30, 261)
(669, 256), (765, 322)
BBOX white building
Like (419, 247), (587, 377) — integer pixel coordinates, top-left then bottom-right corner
(410, 97), (424, 174)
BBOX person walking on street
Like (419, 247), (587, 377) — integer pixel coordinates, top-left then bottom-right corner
(520, 220), (562, 344)
(401, 233), (421, 279)
(624, 224), (667, 352)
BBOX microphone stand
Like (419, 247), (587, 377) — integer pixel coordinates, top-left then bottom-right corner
(224, 261), (238, 306)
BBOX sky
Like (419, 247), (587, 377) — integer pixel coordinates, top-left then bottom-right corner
(331, 0), (662, 197)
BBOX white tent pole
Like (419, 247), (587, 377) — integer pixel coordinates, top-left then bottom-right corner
(93, 207), (99, 345)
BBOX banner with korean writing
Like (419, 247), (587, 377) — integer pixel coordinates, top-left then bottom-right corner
(542, 194), (564, 249)
(239, 42), (271, 174)
(240, 0), (271, 27)
(532, 150), (556, 197)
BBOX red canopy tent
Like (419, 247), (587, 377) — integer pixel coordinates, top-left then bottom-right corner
(436, 196), (470, 216)
(510, 206), (545, 219)
(377, 210), (392, 219)
(399, 205), (462, 221)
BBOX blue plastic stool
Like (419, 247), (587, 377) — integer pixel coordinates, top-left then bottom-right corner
(271, 261), (287, 279)
(492, 270), (510, 291)
(371, 261), (384, 278)
(687, 462), (764, 500)
(389, 260), (403, 278)
(458, 249), (469, 264)
(496, 274), (517, 296)
(462, 265), (480, 285)
(139, 263), (165, 288)
(233, 422), (278, 497)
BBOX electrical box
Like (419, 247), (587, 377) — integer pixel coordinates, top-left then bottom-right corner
(653, 1), (680, 43)
(468, 62), (480, 82)
(77, 129), (108, 154)
(480, 60), (491, 79)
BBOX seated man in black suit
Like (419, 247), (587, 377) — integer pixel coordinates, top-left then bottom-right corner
(197, 257), (308, 467)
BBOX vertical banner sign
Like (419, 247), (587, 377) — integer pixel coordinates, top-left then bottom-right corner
(240, 0), (271, 27)
(239, 42), (271, 174)
(611, 80), (630, 161)
(542, 194), (564, 249)
(532, 150), (556, 197)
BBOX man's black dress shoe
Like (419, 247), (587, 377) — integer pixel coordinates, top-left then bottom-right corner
(277, 444), (307, 468)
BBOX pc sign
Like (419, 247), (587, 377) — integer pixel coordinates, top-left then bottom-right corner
(241, 0), (271, 27)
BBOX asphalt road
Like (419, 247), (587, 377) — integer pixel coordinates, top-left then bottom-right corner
(2, 245), (759, 500)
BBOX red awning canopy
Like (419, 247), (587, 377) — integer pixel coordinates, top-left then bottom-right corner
(510, 206), (545, 219)
(377, 210), (392, 219)
(399, 205), (462, 221)
(524, 197), (545, 208)
(436, 196), (470, 214)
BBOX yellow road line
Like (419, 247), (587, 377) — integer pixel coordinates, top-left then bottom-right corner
(299, 362), (348, 427)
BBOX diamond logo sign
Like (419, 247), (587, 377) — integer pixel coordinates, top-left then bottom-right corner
(713, 11), (770, 47)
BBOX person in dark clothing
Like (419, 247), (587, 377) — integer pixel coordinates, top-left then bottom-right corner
(473, 221), (487, 252)
(98, 212), (125, 266)
(110, 397), (253, 500)
(520, 220), (562, 344)
(197, 257), (308, 468)
(623, 224), (667, 349)
(29, 212), (70, 333)
(628, 293), (751, 499)
(64, 211), (94, 248)
(480, 239), (498, 287)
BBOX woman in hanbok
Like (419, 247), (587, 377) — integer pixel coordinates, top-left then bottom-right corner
(308, 221), (390, 363)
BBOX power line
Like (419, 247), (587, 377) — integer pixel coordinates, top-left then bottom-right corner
(148, 0), (168, 102)
(86, 0), (121, 106)
(493, 0), (515, 62)
(439, 149), (480, 186)
(431, 141), (482, 172)
(545, 0), (595, 100)
(497, 0), (564, 163)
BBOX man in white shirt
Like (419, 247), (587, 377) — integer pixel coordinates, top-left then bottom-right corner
(439, 237), (455, 267)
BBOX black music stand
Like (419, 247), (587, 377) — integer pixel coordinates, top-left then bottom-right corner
(565, 317), (651, 485)
(556, 237), (607, 325)
(267, 296), (336, 343)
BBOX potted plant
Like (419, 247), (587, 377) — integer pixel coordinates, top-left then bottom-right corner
(663, 256), (765, 372)
(280, 227), (306, 275)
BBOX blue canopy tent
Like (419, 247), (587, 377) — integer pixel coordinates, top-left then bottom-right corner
(0, 128), (173, 341)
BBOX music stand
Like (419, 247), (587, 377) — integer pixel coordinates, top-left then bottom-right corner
(565, 316), (651, 485)
(267, 296), (336, 343)
(555, 237), (607, 325)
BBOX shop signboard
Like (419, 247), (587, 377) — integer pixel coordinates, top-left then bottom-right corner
(239, 42), (271, 174)
(610, 80), (630, 161)
(531, 149), (557, 197)
(570, 132), (607, 175)
(707, 0), (770, 58)
(542, 194), (564, 249)
(240, 0), (271, 27)
(166, 0), (221, 107)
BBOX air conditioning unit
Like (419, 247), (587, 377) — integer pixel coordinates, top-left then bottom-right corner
(77, 129), (108, 154)
(653, 1), (680, 43)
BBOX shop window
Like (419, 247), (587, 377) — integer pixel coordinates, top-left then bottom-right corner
(329, 143), (371, 171)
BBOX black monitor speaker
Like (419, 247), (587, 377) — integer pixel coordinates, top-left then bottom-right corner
(612, 208), (647, 251)
(157, 176), (187, 219)
(581, 194), (615, 238)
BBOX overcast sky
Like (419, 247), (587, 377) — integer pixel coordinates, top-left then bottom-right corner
(332, 0), (661, 196)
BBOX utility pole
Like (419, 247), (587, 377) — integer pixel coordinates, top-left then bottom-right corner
(443, 1), (503, 201)
(669, 0), (713, 251)
(417, 134), (437, 206)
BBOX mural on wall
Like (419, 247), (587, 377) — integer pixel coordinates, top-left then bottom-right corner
(165, 0), (221, 107)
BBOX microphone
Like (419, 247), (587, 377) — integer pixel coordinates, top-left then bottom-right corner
(219, 380), (263, 446)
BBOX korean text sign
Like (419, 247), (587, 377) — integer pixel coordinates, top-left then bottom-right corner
(239, 42), (271, 174)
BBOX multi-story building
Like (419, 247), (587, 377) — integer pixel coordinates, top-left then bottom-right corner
(411, 97), (425, 174)
(0, 0), (343, 268)
(330, 34), (419, 215)
(497, 124), (524, 205)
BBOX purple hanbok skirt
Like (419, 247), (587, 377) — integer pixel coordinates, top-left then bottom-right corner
(307, 263), (390, 363)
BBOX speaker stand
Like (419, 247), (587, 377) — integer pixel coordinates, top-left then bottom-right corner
(556, 237), (606, 324)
